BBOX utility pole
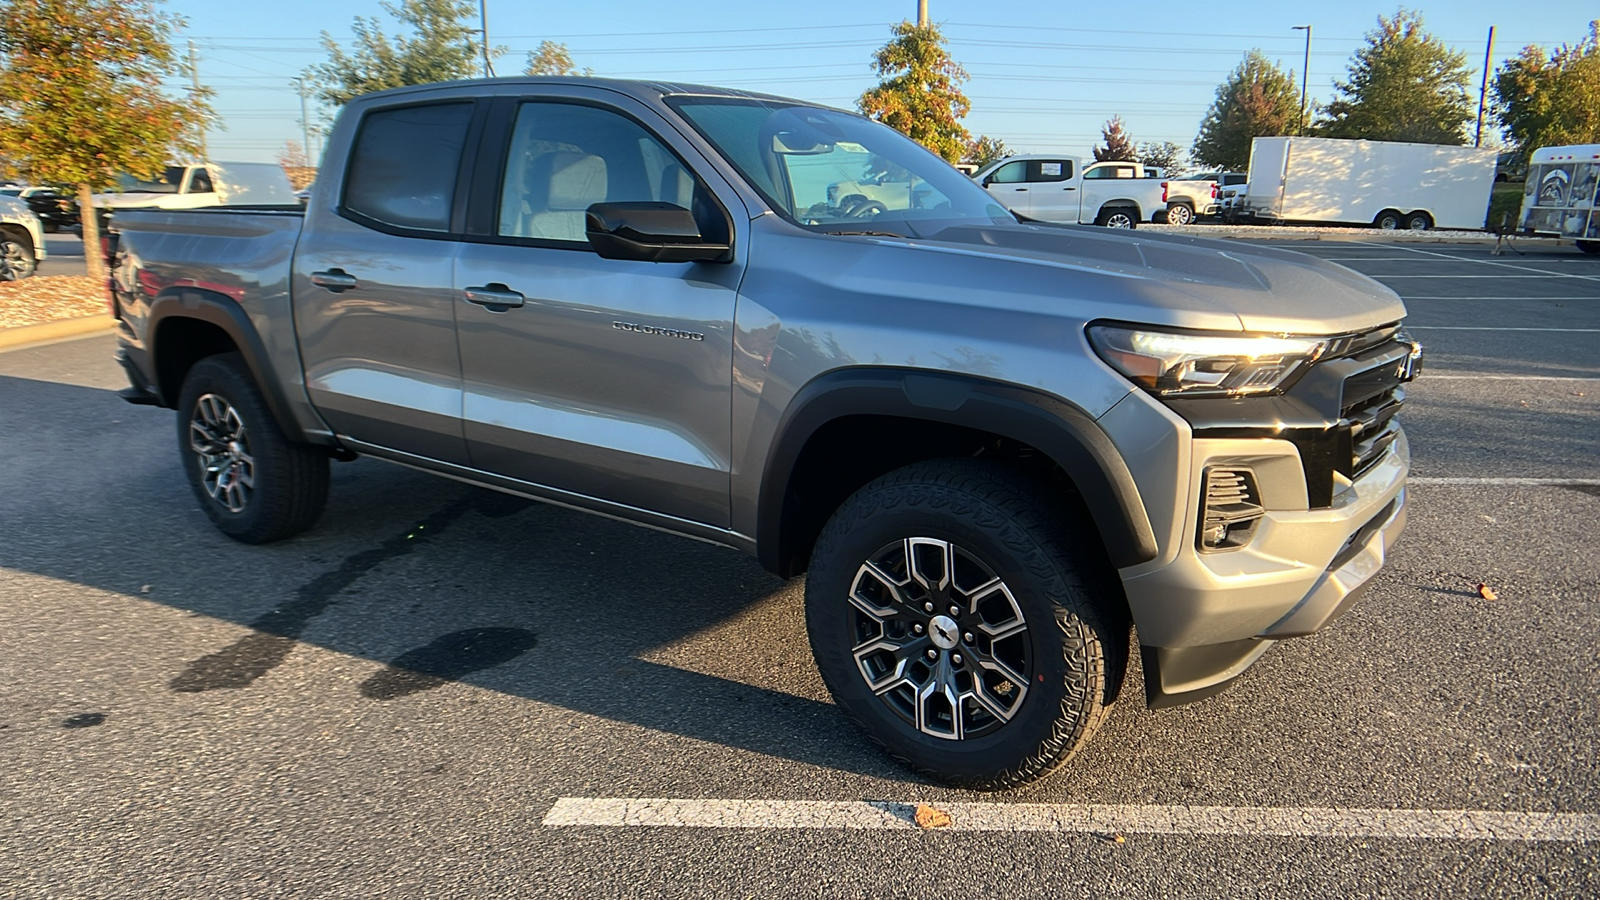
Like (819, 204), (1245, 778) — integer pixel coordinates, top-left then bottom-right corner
(188, 40), (209, 160)
(292, 78), (313, 168)
(1292, 25), (1311, 135)
(1475, 25), (1496, 147)
(479, 0), (493, 77)
(917, 0), (928, 27)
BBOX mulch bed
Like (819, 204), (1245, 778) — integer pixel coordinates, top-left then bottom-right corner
(0, 275), (105, 329)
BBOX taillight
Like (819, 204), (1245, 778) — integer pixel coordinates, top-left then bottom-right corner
(1160, 181), (1168, 202)
(1211, 183), (1218, 199)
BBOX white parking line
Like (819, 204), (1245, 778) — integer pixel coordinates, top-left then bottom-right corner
(1377, 274), (1576, 278)
(1398, 297), (1599, 301)
(1409, 477), (1600, 485)
(1405, 326), (1600, 331)
(1394, 245), (1600, 282)
(541, 797), (1600, 842)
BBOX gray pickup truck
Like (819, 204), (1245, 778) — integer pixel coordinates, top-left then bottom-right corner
(110, 78), (1419, 789)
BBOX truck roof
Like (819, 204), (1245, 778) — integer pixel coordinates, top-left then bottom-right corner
(350, 76), (830, 109)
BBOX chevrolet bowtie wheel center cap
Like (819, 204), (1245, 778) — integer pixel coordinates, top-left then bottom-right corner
(928, 615), (960, 650)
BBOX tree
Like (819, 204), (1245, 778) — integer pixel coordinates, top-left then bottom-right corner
(310, 0), (491, 106)
(0, 0), (209, 280)
(525, 40), (590, 76)
(1317, 8), (1473, 144)
(963, 135), (1010, 169)
(858, 22), (971, 163)
(1136, 141), (1186, 176)
(1191, 50), (1301, 171)
(1093, 116), (1135, 162)
(1493, 21), (1600, 154)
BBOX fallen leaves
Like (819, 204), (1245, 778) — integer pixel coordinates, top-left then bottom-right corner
(0, 275), (103, 328)
(1477, 582), (1498, 601)
(913, 804), (952, 829)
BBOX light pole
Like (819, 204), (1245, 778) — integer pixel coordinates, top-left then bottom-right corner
(1291, 25), (1311, 135)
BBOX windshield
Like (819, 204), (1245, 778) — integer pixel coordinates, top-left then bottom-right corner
(668, 98), (1013, 237)
(115, 166), (187, 194)
(0, 188), (20, 196)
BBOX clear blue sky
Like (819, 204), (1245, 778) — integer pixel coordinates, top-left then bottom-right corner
(167, 0), (1596, 166)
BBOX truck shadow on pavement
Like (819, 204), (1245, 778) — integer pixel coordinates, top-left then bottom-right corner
(0, 375), (906, 783)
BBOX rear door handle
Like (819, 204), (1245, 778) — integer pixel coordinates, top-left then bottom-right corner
(309, 269), (358, 292)
(464, 284), (526, 310)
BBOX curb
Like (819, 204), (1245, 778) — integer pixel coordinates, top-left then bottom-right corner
(0, 315), (116, 352)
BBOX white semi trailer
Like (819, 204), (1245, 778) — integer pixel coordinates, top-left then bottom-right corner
(1233, 136), (1497, 231)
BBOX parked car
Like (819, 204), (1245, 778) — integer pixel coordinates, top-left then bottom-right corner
(109, 78), (1417, 789)
(1161, 172), (1246, 224)
(1233, 136), (1497, 230)
(1517, 143), (1599, 254)
(0, 194), (45, 280)
(1494, 151), (1527, 183)
(972, 154), (1168, 227)
(0, 185), (80, 232)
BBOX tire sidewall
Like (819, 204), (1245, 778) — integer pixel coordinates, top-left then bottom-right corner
(176, 355), (277, 539)
(806, 481), (1102, 784)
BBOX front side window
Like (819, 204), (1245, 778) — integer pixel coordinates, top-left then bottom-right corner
(343, 102), (474, 232)
(496, 102), (721, 244)
(187, 168), (213, 194)
(989, 161), (1028, 184)
(670, 98), (1012, 237)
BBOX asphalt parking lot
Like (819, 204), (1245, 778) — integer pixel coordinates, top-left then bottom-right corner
(2, 238), (1597, 898)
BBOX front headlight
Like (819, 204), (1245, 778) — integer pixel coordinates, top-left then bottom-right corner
(1087, 325), (1327, 397)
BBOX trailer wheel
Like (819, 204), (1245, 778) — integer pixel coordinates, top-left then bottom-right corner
(1404, 211), (1432, 231)
(1374, 210), (1402, 231)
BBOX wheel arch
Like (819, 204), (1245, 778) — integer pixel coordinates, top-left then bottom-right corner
(0, 222), (35, 253)
(756, 368), (1159, 578)
(148, 289), (309, 443)
(1097, 200), (1144, 221)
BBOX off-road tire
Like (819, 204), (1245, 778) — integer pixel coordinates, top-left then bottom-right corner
(805, 459), (1127, 790)
(177, 352), (329, 543)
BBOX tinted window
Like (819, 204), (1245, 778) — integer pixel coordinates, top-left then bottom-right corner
(187, 168), (213, 194)
(1026, 160), (1073, 182)
(497, 102), (723, 244)
(344, 102), (473, 232)
(989, 161), (1027, 184)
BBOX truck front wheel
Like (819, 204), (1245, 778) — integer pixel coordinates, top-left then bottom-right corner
(805, 460), (1126, 789)
(177, 352), (329, 543)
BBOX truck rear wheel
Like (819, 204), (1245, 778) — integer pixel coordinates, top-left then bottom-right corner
(805, 460), (1126, 789)
(1165, 203), (1195, 226)
(177, 352), (329, 543)
(1097, 208), (1137, 229)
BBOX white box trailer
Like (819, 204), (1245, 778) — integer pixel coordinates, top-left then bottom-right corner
(1517, 144), (1600, 253)
(1238, 136), (1497, 231)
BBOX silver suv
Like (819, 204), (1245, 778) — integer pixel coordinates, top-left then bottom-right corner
(0, 194), (44, 280)
(110, 79), (1417, 788)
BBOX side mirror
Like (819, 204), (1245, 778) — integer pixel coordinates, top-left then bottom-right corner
(585, 202), (731, 263)
(980, 176), (994, 187)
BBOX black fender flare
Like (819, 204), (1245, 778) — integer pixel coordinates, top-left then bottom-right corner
(147, 289), (309, 443)
(756, 368), (1158, 573)
(1097, 200), (1144, 221)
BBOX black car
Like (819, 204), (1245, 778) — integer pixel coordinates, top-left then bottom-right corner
(0, 186), (80, 232)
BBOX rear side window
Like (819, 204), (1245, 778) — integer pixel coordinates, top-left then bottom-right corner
(1027, 160), (1073, 182)
(343, 102), (474, 232)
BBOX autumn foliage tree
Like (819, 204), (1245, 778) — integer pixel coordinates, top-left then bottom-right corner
(858, 22), (971, 163)
(1192, 50), (1301, 171)
(310, 0), (490, 106)
(525, 40), (590, 76)
(1093, 116), (1136, 161)
(0, 0), (208, 280)
(1493, 21), (1600, 155)
(1318, 9), (1473, 144)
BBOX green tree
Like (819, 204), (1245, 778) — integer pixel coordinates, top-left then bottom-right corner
(858, 22), (971, 163)
(525, 39), (591, 76)
(0, 0), (209, 280)
(1093, 116), (1136, 161)
(1191, 50), (1301, 170)
(963, 135), (1010, 169)
(1318, 8), (1473, 144)
(310, 0), (491, 106)
(1493, 21), (1600, 154)
(1136, 141), (1186, 176)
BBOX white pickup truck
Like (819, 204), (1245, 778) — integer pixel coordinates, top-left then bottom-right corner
(1161, 172), (1247, 225)
(92, 162), (298, 214)
(973, 155), (1167, 228)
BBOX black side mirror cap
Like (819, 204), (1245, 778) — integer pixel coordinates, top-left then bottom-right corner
(585, 201), (732, 263)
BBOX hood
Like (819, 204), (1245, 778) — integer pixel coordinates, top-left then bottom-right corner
(890, 222), (1407, 335)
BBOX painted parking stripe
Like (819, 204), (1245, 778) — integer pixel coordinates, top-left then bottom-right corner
(542, 798), (1600, 842)
(1398, 297), (1600, 301)
(1409, 477), (1600, 485)
(1394, 245), (1600, 282)
(1422, 374), (1600, 381)
(1375, 274), (1584, 278)
(1405, 326), (1600, 331)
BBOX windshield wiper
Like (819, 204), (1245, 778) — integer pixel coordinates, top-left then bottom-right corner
(822, 230), (905, 237)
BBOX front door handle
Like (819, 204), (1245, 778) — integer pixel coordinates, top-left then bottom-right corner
(464, 284), (526, 311)
(309, 269), (358, 292)
(1064, 186), (1077, 191)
